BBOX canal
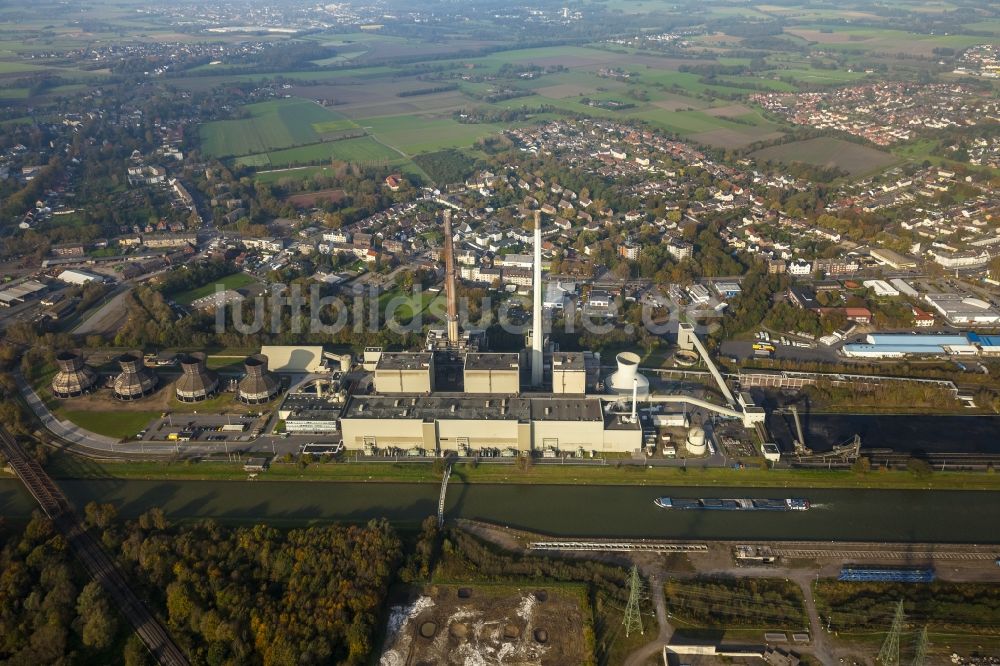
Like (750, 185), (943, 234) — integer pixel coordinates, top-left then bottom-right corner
(3, 478), (1000, 543)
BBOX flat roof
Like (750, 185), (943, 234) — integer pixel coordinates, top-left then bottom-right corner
(375, 351), (433, 371)
(551, 352), (586, 370)
(343, 394), (604, 423)
(464, 352), (520, 371)
(866, 333), (969, 346)
(345, 395), (529, 421)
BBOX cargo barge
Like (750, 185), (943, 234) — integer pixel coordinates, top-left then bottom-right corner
(654, 497), (809, 511)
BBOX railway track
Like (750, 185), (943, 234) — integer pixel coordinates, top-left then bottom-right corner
(0, 427), (189, 666)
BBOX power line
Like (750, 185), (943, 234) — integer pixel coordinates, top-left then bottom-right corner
(911, 625), (929, 666)
(878, 600), (906, 666)
(623, 565), (645, 638)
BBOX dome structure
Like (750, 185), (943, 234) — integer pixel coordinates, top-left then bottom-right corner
(237, 354), (281, 404)
(175, 352), (219, 402)
(113, 353), (158, 400)
(51, 351), (98, 398)
(606, 351), (649, 396)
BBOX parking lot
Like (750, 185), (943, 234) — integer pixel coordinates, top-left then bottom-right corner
(137, 413), (270, 443)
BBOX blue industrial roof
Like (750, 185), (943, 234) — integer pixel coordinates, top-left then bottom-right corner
(839, 567), (935, 583)
(867, 333), (969, 346)
(969, 333), (1000, 347)
(845, 344), (947, 355)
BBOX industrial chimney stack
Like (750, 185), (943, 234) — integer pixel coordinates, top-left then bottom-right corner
(443, 209), (460, 345)
(531, 211), (544, 387)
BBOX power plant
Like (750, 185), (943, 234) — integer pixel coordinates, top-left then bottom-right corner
(339, 207), (765, 455)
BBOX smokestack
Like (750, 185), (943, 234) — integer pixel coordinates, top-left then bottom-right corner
(443, 209), (459, 345)
(631, 377), (638, 421)
(531, 211), (543, 387)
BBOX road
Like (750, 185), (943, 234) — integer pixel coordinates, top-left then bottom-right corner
(0, 426), (189, 666)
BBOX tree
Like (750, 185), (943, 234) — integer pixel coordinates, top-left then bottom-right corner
(76, 581), (117, 649)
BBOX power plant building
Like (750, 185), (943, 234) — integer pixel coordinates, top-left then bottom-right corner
(51, 351), (98, 398)
(374, 352), (434, 394)
(113, 353), (158, 400)
(174, 353), (219, 402)
(237, 354), (281, 404)
(463, 353), (520, 394)
(339, 394), (640, 454)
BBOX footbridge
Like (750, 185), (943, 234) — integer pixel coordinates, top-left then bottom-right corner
(437, 463), (451, 528)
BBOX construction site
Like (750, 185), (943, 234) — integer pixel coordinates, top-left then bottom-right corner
(379, 584), (591, 666)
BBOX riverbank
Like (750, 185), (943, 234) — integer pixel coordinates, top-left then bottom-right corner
(46, 454), (1000, 490)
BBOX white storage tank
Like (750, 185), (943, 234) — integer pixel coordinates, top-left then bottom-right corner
(686, 426), (707, 456)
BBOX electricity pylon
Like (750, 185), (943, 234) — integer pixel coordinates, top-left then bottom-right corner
(911, 625), (929, 666)
(877, 600), (906, 666)
(622, 565), (645, 638)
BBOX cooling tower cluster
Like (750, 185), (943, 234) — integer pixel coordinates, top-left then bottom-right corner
(174, 352), (219, 402)
(237, 354), (280, 404)
(51, 351), (98, 398)
(113, 353), (158, 401)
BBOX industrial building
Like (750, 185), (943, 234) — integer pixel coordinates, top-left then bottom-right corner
(51, 351), (98, 398)
(113, 353), (158, 400)
(463, 353), (520, 394)
(0, 279), (47, 307)
(339, 394), (641, 454)
(237, 354), (281, 404)
(174, 353), (219, 402)
(277, 377), (346, 434)
(57, 269), (103, 285)
(374, 352), (435, 393)
(259, 345), (325, 373)
(842, 333), (978, 358)
(923, 293), (1000, 326)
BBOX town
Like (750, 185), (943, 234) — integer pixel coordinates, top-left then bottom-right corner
(0, 0), (999, 665)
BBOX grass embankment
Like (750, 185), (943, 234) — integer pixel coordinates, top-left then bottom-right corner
(46, 455), (1000, 490)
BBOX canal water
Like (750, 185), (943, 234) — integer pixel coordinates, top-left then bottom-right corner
(769, 413), (1000, 455)
(3, 479), (999, 543)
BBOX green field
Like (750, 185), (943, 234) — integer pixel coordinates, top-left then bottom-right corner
(200, 98), (350, 158)
(45, 455), (1000, 491)
(173, 272), (256, 305)
(238, 135), (404, 168)
(56, 410), (160, 440)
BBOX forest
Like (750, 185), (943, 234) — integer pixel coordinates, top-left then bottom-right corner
(0, 511), (402, 666)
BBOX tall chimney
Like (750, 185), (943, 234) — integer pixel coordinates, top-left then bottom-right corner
(443, 209), (459, 345)
(531, 211), (544, 387)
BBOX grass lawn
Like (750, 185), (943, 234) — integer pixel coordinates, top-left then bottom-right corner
(173, 272), (256, 305)
(56, 410), (160, 440)
(46, 456), (1000, 490)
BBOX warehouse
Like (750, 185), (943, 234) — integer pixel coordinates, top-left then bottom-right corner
(924, 293), (1000, 326)
(0, 279), (47, 307)
(842, 333), (977, 358)
(57, 269), (103, 285)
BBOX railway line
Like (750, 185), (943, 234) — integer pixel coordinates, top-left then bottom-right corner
(0, 427), (189, 666)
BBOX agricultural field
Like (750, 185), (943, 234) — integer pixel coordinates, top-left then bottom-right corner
(199, 98), (350, 158)
(751, 137), (900, 176)
(238, 135), (404, 169)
